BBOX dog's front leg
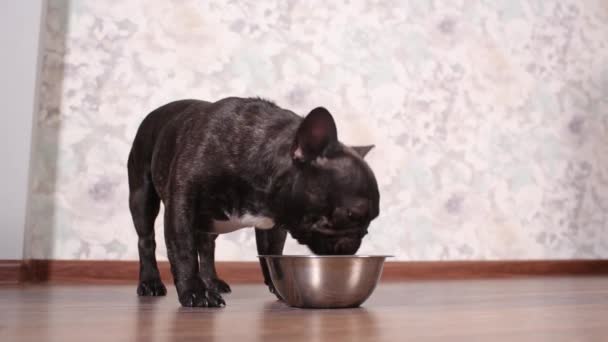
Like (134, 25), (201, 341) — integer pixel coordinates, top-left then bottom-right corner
(255, 227), (287, 299)
(164, 196), (225, 307)
(196, 232), (232, 293)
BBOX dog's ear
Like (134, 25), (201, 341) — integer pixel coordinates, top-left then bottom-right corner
(351, 145), (375, 158)
(291, 107), (338, 162)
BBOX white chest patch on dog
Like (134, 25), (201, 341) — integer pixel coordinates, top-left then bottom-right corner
(212, 212), (275, 234)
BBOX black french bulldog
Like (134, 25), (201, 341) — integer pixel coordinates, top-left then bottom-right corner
(127, 97), (379, 307)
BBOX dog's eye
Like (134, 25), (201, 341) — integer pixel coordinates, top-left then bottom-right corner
(333, 206), (366, 224)
(345, 203), (369, 222)
(346, 209), (362, 222)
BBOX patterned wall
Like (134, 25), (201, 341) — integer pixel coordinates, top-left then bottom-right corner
(26, 0), (608, 260)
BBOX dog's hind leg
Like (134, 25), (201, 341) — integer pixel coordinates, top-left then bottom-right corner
(128, 153), (166, 296)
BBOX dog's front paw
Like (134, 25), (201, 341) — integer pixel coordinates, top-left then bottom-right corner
(267, 282), (284, 301)
(137, 278), (167, 296)
(203, 277), (232, 294)
(177, 279), (225, 308)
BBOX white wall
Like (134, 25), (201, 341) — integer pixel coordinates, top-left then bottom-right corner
(0, 2), (45, 259)
(27, 1), (608, 261)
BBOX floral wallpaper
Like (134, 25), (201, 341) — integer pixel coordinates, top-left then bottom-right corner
(26, 0), (608, 260)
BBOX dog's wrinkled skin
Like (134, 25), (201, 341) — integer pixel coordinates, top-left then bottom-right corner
(127, 97), (379, 307)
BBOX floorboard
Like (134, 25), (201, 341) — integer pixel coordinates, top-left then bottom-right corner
(2, 277), (608, 341)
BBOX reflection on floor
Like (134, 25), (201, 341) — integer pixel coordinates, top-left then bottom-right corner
(2, 278), (608, 341)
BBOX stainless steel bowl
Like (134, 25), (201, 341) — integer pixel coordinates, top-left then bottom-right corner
(258, 255), (391, 309)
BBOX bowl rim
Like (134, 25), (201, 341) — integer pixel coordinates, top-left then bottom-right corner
(257, 254), (393, 258)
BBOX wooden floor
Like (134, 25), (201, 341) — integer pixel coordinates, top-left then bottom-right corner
(2, 277), (608, 341)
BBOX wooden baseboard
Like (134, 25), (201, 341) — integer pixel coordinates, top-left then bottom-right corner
(0, 261), (26, 284)
(23, 260), (263, 284)
(2, 259), (604, 284)
(380, 260), (608, 280)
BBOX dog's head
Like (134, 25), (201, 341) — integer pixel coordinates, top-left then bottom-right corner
(275, 107), (380, 255)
